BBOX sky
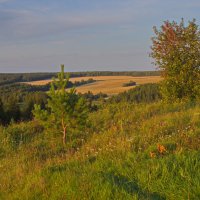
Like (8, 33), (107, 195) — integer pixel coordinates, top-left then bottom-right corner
(0, 0), (199, 72)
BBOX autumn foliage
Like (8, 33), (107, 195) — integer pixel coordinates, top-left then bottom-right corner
(151, 19), (200, 101)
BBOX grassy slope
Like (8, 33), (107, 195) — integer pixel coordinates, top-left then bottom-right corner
(0, 101), (200, 200)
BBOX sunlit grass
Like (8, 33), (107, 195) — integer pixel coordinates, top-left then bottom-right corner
(0, 101), (199, 199)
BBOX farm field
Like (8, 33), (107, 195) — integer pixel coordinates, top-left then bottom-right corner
(24, 75), (162, 95)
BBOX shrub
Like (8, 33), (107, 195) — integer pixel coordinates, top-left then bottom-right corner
(122, 81), (136, 87)
(6, 122), (43, 149)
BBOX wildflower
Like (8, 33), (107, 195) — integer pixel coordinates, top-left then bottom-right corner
(159, 121), (165, 126)
(157, 144), (167, 154)
(150, 152), (156, 158)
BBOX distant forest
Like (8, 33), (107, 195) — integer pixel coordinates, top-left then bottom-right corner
(0, 70), (161, 124)
(0, 71), (160, 86)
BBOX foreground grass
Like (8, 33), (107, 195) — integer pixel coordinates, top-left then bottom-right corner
(0, 101), (200, 199)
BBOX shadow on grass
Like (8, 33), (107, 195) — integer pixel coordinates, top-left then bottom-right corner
(101, 172), (166, 200)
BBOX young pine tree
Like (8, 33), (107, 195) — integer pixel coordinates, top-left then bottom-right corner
(33, 65), (88, 145)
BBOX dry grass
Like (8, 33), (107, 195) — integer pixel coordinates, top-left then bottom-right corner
(24, 76), (162, 95)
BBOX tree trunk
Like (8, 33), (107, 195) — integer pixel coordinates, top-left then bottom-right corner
(62, 117), (67, 145)
(63, 127), (66, 145)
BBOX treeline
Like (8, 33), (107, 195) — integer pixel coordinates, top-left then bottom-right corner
(0, 78), (97, 124)
(109, 83), (161, 104)
(68, 71), (160, 77)
(0, 83), (162, 125)
(0, 92), (48, 124)
(0, 79), (96, 102)
(0, 91), (107, 125)
(0, 73), (55, 86)
(0, 71), (160, 86)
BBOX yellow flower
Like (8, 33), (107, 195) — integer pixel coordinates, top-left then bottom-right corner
(150, 152), (156, 158)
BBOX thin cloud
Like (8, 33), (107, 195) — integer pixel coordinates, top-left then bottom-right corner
(0, 7), (136, 41)
(0, 0), (160, 42)
(0, 0), (13, 3)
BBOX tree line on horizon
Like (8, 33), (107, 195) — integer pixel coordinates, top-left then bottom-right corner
(0, 71), (160, 86)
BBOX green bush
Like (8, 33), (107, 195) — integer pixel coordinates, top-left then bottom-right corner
(122, 81), (136, 87)
(6, 122), (43, 149)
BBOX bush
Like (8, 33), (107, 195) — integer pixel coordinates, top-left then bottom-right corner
(5, 122), (44, 149)
(122, 81), (136, 87)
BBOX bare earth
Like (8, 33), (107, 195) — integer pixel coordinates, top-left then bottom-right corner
(25, 76), (162, 95)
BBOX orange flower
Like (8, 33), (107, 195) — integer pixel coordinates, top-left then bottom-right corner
(150, 152), (156, 158)
(157, 144), (167, 154)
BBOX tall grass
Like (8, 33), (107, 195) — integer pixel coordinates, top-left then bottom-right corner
(0, 101), (199, 199)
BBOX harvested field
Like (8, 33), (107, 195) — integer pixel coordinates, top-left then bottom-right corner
(25, 76), (162, 95)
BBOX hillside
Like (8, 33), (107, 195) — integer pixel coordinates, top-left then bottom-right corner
(0, 100), (199, 199)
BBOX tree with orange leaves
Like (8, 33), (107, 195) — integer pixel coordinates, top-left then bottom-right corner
(151, 19), (200, 101)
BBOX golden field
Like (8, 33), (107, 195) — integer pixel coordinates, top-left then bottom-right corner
(25, 76), (162, 95)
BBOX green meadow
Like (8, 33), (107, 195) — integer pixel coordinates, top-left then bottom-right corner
(0, 100), (199, 199)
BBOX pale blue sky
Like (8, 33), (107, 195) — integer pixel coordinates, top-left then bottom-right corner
(0, 0), (199, 72)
